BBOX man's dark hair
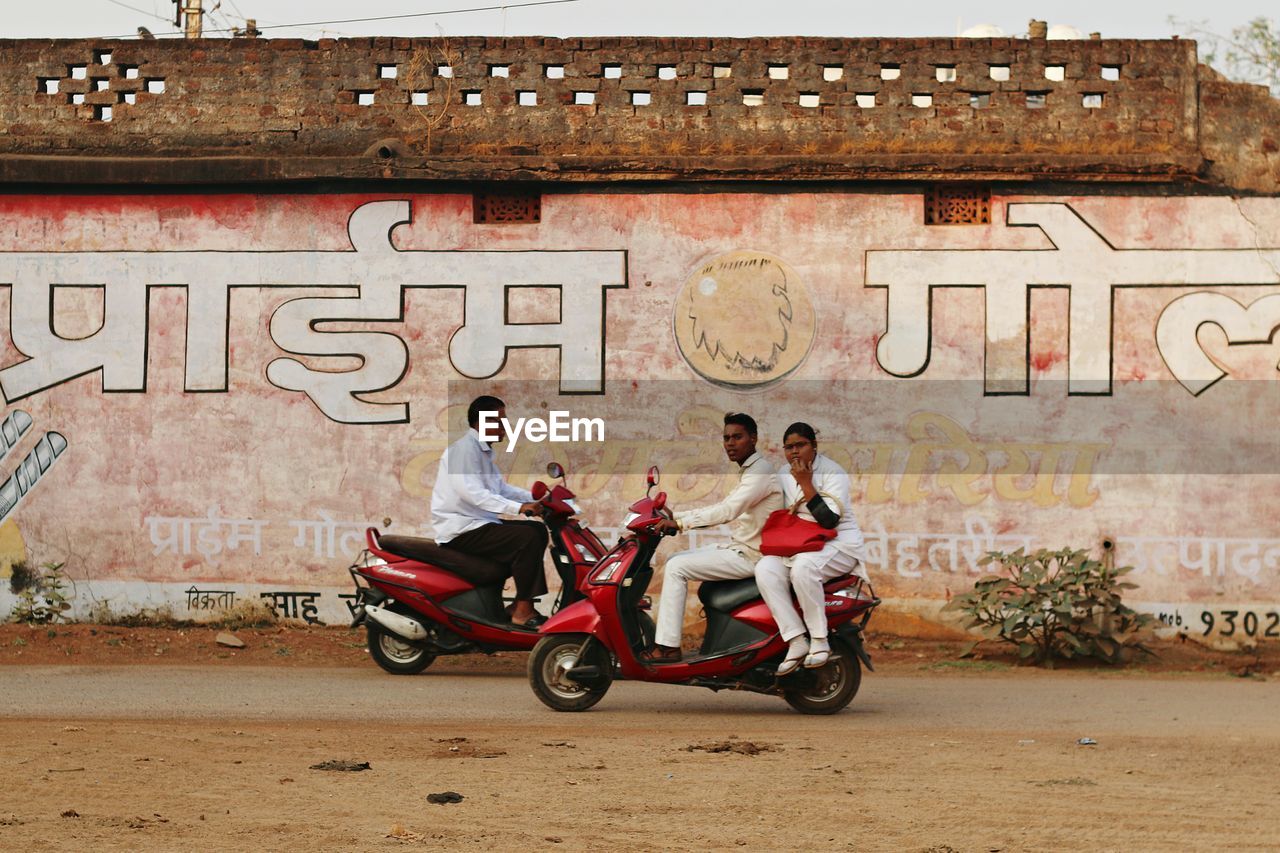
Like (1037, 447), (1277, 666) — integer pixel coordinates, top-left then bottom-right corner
(468, 395), (506, 428)
(723, 411), (758, 437)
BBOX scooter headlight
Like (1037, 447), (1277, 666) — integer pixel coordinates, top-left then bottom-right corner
(622, 512), (640, 528)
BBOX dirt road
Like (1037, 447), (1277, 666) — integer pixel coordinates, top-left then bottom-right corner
(2, 664), (1277, 851)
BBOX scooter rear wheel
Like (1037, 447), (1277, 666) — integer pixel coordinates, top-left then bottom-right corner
(367, 622), (437, 675)
(528, 633), (612, 712)
(782, 640), (861, 715)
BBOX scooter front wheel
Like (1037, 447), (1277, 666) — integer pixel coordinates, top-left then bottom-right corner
(782, 639), (861, 715)
(528, 633), (612, 712)
(367, 622), (437, 675)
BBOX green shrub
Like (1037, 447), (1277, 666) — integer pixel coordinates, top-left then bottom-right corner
(944, 547), (1154, 666)
(9, 561), (71, 625)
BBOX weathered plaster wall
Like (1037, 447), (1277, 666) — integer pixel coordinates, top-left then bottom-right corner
(1, 36), (1276, 188)
(0, 190), (1277, 643)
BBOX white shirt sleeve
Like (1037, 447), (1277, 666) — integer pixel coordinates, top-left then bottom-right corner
(676, 461), (777, 531)
(498, 478), (534, 504)
(448, 440), (526, 515)
(812, 458), (849, 519)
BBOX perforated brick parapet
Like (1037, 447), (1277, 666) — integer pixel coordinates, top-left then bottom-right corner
(0, 36), (1276, 190)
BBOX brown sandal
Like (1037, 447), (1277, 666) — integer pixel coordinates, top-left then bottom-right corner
(640, 644), (682, 663)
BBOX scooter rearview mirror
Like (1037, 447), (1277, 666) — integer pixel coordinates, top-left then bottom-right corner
(546, 461), (565, 480)
(646, 465), (660, 490)
(531, 481), (548, 500)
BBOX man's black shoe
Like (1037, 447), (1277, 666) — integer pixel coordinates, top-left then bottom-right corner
(512, 612), (548, 629)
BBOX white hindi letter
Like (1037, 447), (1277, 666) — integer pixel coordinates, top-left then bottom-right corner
(0, 202), (632, 418)
(446, 254), (627, 394)
(0, 265), (148, 401)
(1156, 292), (1280, 395)
(146, 516), (190, 556)
(184, 278), (232, 391)
(265, 201), (412, 425)
(865, 202), (1280, 396)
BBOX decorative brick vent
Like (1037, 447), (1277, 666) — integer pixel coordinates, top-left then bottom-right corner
(924, 184), (991, 225)
(35, 49), (164, 122)
(3, 37), (1250, 188)
(473, 192), (541, 224)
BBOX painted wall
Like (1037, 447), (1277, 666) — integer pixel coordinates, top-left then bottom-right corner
(1, 191), (1277, 643)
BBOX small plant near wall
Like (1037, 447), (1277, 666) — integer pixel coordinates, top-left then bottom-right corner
(944, 548), (1154, 667)
(8, 560), (72, 625)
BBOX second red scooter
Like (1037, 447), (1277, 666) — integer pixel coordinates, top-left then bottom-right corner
(347, 462), (609, 674)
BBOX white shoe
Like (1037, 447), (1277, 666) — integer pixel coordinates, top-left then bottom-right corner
(803, 649), (831, 669)
(776, 637), (809, 676)
(804, 639), (832, 669)
(776, 653), (806, 676)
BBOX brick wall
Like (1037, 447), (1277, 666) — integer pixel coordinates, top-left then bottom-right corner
(0, 36), (1276, 190)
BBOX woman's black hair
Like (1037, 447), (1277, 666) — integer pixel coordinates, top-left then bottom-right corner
(782, 421), (817, 444)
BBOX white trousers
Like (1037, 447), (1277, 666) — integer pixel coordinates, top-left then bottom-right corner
(654, 545), (756, 648)
(755, 545), (861, 642)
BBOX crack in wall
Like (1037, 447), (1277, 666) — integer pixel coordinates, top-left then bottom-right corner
(1233, 195), (1280, 282)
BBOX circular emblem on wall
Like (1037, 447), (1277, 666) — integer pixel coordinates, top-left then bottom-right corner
(672, 250), (816, 389)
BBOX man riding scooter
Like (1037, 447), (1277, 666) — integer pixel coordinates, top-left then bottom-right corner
(528, 460), (879, 713)
(643, 412), (783, 662)
(431, 394), (550, 628)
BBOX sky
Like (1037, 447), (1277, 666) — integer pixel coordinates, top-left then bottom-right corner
(1, 0), (1272, 45)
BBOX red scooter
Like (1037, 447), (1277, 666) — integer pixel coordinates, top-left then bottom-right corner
(528, 466), (879, 714)
(348, 462), (609, 674)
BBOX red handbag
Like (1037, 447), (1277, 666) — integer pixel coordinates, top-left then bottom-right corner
(759, 507), (836, 557)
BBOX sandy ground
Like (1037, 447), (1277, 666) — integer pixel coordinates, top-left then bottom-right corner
(0, 627), (1277, 851)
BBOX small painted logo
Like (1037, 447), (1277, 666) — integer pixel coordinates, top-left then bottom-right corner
(374, 565), (418, 580)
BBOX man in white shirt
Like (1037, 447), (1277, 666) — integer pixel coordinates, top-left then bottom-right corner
(645, 412), (784, 662)
(431, 395), (548, 628)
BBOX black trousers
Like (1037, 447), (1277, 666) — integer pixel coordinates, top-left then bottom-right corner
(442, 520), (549, 601)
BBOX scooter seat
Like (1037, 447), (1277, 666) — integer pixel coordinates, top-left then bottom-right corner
(698, 574), (861, 613)
(376, 535), (507, 586)
(698, 577), (762, 613)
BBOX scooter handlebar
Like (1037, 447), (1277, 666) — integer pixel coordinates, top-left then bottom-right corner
(523, 495), (576, 519)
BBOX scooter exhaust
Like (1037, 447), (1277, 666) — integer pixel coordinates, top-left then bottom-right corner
(364, 604), (429, 641)
(565, 664), (611, 688)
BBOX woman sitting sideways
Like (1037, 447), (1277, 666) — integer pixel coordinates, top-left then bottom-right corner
(755, 422), (868, 675)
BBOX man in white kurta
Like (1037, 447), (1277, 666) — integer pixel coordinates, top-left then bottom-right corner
(646, 412), (783, 662)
